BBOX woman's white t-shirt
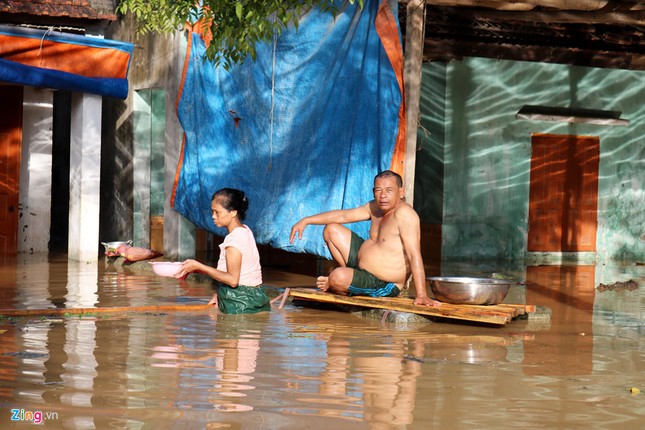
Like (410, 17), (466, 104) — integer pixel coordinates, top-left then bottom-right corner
(217, 225), (263, 286)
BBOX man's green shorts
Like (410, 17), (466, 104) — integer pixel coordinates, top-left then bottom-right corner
(346, 231), (400, 298)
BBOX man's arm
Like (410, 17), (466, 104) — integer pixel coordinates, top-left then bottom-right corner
(289, 203), (372, 243)
(396, 206), (441, 307)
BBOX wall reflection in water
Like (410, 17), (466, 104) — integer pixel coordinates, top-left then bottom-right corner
(525, 265), (595, 375)
(0, 257), (643, 428)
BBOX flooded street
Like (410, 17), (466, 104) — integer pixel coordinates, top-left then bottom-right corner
(1, 254), (644, 429)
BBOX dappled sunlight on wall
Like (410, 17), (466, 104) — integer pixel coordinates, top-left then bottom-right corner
(414, 63), (445, 225)
(428, 57), (644, 261)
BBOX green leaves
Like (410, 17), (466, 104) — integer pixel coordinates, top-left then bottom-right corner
(235, 2), (243, 20)
(117, 0), (361, 69)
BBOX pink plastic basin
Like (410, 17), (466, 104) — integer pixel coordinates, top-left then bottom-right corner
(149, 262), (183, 277)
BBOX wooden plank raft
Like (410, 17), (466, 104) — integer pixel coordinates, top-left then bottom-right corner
(286, 288), (534, 325)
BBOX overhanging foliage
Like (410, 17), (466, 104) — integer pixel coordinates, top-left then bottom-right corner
(117, 0), (363, 68)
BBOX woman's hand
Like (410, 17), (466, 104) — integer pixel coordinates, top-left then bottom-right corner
(174, 259), (203, 279)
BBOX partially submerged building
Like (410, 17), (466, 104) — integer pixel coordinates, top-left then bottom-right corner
(400, 1), (644, 264)
(0, 0), (136, 261)
(1, 0), (643, 268)
(0, 0), (191, 262)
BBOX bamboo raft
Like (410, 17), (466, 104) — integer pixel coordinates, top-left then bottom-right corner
(282, 288), (535, 325)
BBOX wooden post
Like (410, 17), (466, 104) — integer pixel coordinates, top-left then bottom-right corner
(403, 0), (426, 205)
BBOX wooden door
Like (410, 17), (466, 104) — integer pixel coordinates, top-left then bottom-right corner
(528, 134), (599, 252)
(0, 85), (23, 255)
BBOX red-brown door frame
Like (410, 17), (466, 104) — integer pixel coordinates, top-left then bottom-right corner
(0, 85), (23, 255)
(528, 134), (599, 252)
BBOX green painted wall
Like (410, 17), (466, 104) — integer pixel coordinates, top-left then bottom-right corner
(418, 58), (644, 261)
(133, 89), (166, 247)
(414, 63), (445, 224)
(150, 89), (166, 217)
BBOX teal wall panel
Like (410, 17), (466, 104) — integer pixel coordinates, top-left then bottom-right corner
(150, 89), (166, 217)
(133, 89), (166, 247)
(414, 63), (445, 224)
(133, 90), (152, 247)
(422, 58), (644, 261)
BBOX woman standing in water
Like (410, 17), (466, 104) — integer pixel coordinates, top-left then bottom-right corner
(175, 188), (270, 314)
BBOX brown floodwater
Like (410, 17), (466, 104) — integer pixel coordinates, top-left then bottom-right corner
(0, 254), (644, 429)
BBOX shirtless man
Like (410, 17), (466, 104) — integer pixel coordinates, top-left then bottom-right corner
(289, 170), (440, 307)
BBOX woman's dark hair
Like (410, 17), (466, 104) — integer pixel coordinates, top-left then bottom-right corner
(212, 188), (249, 221)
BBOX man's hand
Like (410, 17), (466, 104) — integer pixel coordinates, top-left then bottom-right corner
(289, 219), (308, 243)
(413, 296), (441, 307)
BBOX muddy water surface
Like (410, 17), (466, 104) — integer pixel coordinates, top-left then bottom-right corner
(1, 254), (644, 429)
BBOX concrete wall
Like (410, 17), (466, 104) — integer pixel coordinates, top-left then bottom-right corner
(420, 58), (644, 262)
(68, 93), (103, 262)
(18, 87), (54, 253)
(103, 16), (195, 258)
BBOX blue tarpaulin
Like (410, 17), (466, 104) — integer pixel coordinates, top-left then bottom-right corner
(172, 0), (404, 258)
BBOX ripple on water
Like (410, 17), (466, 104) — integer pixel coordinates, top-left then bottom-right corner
(2, 258), (645, 428)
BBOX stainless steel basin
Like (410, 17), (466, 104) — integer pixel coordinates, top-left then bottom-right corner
(427, 276), (511, 305)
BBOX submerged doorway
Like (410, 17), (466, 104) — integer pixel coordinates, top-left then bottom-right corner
(0, 85), (23, 255)
(527, 134), (600, 252)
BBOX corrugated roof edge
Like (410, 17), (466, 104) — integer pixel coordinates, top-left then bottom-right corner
(0, 0), (117, 21)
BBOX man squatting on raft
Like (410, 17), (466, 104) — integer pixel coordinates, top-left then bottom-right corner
(289, 170), (441, 307)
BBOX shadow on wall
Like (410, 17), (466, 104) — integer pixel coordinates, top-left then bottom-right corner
(99, 96), (134, 248)
(49, 91), (71, 252)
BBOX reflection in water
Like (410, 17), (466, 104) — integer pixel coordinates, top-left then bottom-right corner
(0, 256), (644, 428)
(61, 318), (98, 429)
(524, 265), (596, 375)
(65, 262), (99, 308)
(425, 334), (514, 364)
